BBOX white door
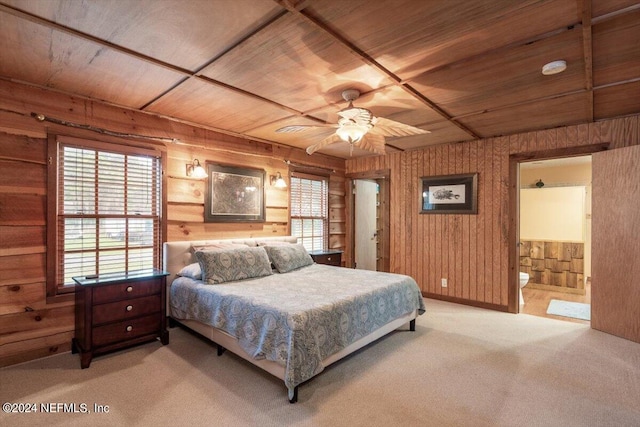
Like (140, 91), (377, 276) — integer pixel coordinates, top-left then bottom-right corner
(355, 180), (378, 270)
(591, 144), (640, 343)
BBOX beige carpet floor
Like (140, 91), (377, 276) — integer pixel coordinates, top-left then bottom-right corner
(1, 298), (639, 427)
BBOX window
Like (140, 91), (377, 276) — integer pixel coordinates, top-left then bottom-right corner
(47, 135), (163, 297)
(290, 172), (328, 251)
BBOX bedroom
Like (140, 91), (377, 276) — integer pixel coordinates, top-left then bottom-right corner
(1, 0), (639, 424)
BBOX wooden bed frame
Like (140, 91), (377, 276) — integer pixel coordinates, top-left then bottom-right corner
(163, 237), (418, 402)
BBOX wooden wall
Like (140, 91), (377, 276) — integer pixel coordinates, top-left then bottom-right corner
(346, 114), (640, 311)
(2, 74), (639, 365)
(0, 79), (346, 367)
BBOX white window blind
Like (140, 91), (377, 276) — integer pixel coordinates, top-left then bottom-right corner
(290, 173), (328, 251)
(57, 140), (162, 286)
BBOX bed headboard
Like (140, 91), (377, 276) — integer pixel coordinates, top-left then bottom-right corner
(163, 236), (299, 285)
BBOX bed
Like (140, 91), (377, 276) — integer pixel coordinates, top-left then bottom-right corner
(163, 237), (425, 402)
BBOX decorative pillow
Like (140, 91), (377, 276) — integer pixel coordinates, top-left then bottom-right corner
(194, 246), (273, 284)
(177, 262), (202, 280)
(264, 244), (314, 273)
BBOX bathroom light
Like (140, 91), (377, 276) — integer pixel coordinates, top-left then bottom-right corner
(542, 60), (567, 75)
(270, 172), (287, 188)
(186, 159), (207, 179)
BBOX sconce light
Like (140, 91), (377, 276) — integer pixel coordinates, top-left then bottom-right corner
(270, 172), (287, 188)
(186, 159), (207, 179)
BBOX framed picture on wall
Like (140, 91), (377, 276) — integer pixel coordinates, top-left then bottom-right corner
(205, 163), (265, 222)
(420, 173), (478, 214)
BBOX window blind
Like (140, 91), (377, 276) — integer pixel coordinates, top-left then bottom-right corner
(290, 172), (328, 251)
(57, 141), (161, 286)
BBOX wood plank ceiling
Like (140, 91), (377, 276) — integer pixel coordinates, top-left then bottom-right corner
(0, 0), (639, 159)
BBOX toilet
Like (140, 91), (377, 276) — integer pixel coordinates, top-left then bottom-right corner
(519, 272), (530, 305)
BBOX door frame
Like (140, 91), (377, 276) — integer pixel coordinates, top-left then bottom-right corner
(346, 169), (390, 271)
(508, 143), (609, 313)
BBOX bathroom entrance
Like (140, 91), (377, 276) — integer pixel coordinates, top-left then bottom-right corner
(517, 156), (592, 324)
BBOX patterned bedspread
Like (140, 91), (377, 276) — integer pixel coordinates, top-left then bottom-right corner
(170, 264), (425, 393)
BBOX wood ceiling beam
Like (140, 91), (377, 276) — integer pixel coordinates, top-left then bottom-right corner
(275, 0), (481, 140)
(580, 0), (594, 122)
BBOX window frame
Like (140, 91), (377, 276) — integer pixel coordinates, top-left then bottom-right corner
(289, 171), (329, 252)
(46, 134), (166, 302)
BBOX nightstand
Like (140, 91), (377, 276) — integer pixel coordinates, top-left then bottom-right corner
(309, 250), (343, 266)
(72, 269), (169, 368)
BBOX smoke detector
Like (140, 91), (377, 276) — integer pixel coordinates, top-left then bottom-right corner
(542, 60), (567, 75)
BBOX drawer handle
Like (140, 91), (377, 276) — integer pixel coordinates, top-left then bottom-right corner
(126, 305), (133, 312)
(126, 286), (133, 293)
(126, 325), (133, 332)
(327, 257), (332, 261)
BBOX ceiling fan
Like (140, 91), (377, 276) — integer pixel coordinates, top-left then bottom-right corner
(276, 89), (430, 156)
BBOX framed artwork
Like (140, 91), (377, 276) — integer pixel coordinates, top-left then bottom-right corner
(420, 173), (478, 214)
(205, 163), (265, 222)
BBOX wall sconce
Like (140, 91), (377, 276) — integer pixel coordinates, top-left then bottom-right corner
(186, 159), (207, 179)
(270, 172), (287, 188)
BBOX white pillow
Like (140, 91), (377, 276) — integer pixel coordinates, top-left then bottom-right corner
(177, 262), (202, 280)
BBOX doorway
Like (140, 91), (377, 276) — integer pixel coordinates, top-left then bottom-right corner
(354, 179), (378, 270)
(346, 170), (390, 272)
(518, 156), (592, 325)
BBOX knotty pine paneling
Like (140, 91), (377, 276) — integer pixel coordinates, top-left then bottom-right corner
(0, 331), (73, 367)
(346, 114), (640, 311)
(0, 79), (347, 367)
(0, 282), (46, 316)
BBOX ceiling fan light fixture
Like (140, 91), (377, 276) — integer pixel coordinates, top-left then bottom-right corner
(541, 60), (567, 75)
(336, 123), (369, 143)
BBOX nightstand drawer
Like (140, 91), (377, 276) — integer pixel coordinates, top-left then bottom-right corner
(310, 251), (342, 266)
(92, 313), (161, 347)
(93, 279), (161, 304)
(93, 294), (161, 325)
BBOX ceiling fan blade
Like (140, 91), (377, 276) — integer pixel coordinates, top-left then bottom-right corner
(275, 124), (335, 133)
(306, 133), (343, 155)
(370, 117), (430, 137)
(355, 133), (387, 155)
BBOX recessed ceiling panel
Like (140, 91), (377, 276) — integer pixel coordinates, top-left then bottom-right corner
(459, 92), (591, 137)
(411, 29), (585, 118)
(305, 0), (579, 80)
(593, 10), (640, 87)
(594, 81), (640, 120)
(199, 12), (394, 113)
(387, 121), (473, 151)
(0, 13), (185, 108)
(145, 78), (291, 132)
(2, 0), (284, 72)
